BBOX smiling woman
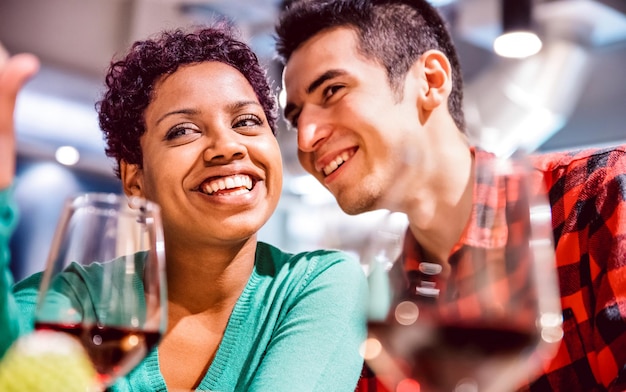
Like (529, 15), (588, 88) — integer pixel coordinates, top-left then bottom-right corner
(0, 23), (368, 392)
(120, 60), (284, 245)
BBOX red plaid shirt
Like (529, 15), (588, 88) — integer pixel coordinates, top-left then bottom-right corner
(357, 145), (626, 392)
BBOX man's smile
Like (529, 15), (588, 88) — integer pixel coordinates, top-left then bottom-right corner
(318, 149), (356, 177)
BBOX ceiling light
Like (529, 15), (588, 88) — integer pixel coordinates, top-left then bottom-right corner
(465, 39), (590, 157)
(494, 31), (542, 58)
(494, 0), (542, 58)
(55, 146), (80, 166)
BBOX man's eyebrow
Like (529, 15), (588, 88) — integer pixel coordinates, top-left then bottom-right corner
(306, 69), (347, 94)
(284, 69), (347, 122)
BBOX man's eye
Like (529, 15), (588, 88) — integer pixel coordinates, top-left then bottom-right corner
(289, 114), (300, 131)
(323, 85), (343, 100)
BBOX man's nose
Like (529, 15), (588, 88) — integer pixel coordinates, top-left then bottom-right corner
(297, 105), (331, 153)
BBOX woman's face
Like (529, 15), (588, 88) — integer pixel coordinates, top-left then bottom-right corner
(122, 61), (283, 247)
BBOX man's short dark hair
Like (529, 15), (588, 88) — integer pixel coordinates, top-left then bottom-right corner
(275, 0), (465, 132)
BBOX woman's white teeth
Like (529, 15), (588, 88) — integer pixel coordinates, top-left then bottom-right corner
(323, 151), (351, 176)
(202, 174), (253, 195)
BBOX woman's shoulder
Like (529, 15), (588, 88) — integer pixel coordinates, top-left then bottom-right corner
(255, 242), (364, 283)
(257, 240), (358, 264)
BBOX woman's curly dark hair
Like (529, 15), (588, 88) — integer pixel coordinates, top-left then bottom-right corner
(96, 23), (278, 178)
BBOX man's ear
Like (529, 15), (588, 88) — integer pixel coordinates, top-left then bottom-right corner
(413, 49), (452, 111)
(120, 160), (145, 198)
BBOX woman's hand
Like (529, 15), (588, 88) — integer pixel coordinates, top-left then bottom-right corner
(0, 43), (40, 189)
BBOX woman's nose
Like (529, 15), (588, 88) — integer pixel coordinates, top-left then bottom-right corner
(202, 129), (247, 163)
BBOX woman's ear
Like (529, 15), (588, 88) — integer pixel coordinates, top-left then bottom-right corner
(414, 49), (452, 111)
(120, 160), (145, 198)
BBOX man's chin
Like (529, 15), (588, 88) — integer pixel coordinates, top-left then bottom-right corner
(336, 194), (378, 216)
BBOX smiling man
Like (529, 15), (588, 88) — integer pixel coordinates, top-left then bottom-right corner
(275, 0), (626, 391)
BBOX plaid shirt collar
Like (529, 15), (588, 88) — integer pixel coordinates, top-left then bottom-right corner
(403, 147), (509, 270)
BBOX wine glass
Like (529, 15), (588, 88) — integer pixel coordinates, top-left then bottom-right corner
(33, 192), (167, 390)
(361, 153), (563, 392)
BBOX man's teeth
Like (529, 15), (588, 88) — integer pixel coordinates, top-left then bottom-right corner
(201, 174), (253, 195)
(323, 151), (351, 176)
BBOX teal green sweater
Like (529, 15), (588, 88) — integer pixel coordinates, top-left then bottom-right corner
(0, 187), (368, 391)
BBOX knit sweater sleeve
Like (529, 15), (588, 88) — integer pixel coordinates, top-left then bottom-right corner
(0, 186), (21, 357)
(246, 248), (368, 392)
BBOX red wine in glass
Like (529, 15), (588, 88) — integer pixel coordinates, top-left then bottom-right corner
(33, 193), (167, 390)
(35, 322), (161, 386)
(367, 319), (539, 391)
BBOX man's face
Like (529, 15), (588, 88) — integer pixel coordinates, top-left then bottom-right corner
(283, 27), (425, 214)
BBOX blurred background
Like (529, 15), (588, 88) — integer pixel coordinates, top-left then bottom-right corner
(1, 0), (625, 280)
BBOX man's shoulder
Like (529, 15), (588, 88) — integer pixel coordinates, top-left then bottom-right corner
(529, 143), (626, 209)
(530, 144), (626, 173)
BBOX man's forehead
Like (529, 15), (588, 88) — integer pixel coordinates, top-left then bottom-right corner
(293, 27), (358, 60)
(283, 28), (358, 88)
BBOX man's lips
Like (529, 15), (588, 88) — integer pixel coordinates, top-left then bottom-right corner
(318, 149), (356, 177)
(198, 174), (254, 195)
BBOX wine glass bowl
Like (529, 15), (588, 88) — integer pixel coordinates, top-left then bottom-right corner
(362, 154), (563, 392)
(33, 192), (167, 389)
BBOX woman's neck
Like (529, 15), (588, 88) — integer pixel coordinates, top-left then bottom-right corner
(164, 235), (257, 313)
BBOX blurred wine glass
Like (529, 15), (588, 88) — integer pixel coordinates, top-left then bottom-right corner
(33, 192), (167, 390)
(361, 154), (563, 392)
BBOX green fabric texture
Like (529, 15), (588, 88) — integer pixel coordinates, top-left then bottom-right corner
(0, 187), (368, 391)
(0, 186), (19, 358)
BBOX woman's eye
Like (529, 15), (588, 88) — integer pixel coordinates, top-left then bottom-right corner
(165, 123), (199, 140)
(233, 114), (262, 128)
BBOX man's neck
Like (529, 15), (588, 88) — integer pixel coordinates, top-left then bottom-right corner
(403, 142), (474, 264)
